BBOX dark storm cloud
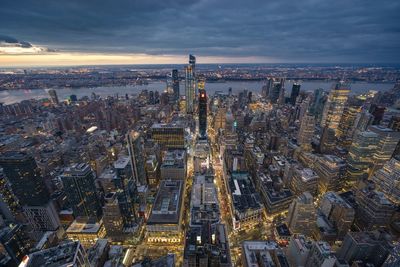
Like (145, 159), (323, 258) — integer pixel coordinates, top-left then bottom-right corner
(0, 0), (399, 62)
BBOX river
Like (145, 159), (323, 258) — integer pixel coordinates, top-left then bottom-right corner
(0, 80), (395, 105)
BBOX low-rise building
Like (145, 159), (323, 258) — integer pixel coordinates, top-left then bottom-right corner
(146, 180), (184, 243)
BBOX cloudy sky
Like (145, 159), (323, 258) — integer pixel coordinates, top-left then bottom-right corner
(0, 0), (399, 66)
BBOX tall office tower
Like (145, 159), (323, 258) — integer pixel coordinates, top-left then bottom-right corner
(371, 156), (400, 205)
(185, 54), (196, 113)
(267, 78), (285, 104)
(337, 103), (363, 148)
(310, 88), (326, 123)
(338, 230), (393, 267)
(0, 152), (50, 207)
(290, 82), (301, 105)
(61, 163), (102, 220)
(114, 156), (137, 224)
(314, 155), (346, 194)
(297, 112), (315, 150)
(369, 125), (400, 171)
(355, 184), (396, 230)
(171, 69), (180, 101)
(346, 131), (378, 185)
(369, 104), (386, 125)
(198, 88), (207, 138)
(0, 152), (60, 233)
(0, 224), (34, 266)
(320, 81), (350, 135)
(127, 131), (147, 185)
(305, 241), (337, 267)
(151, 123), (185, 149)
(0, 169), (22, 222)
(102, 192), (124, 241)
(286, 192), (316, 237)
(319, 192), (355, 239)
(48, 89), (59, 105)
(320, 126), (336, 154)
(353, 109), (374, 132)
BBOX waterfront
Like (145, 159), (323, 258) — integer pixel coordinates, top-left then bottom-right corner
(0, 80), (395, 105)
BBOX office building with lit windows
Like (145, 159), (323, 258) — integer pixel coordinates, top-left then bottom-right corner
(320, 81), (350, 135)
(185, 54), (196, 114)
(61, 163), (102, 220)
(151, 123), (185, 149)
(371, 156), (400, 205)
(198, 87), (207, 138)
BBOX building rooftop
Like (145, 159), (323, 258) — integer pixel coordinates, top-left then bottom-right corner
(229, 172), (262, 213)
(21, 241), (84, 267)
(66, 219), (103, 234)
(161, 149), (186, 169)
(147, 180), (183, 225)
(113, 156), (130, 169)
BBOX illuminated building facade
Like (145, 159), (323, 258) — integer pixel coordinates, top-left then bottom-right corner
(151, 123), (185, 149)
(185, 54), (196, 114)
(314, 155), (346, 194)
(320, 82), (350, 135)
(198, 87), (207, 138)
(371, 156), (400, 205)
(297, 112), (315, 150)
(346, 131), (378, 185)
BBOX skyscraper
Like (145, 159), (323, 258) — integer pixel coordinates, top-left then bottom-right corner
(61, 163), (102, 220)
(267, 77), (285, 104)
(371, 156), (400, 205)
(185, 54), (196, 114)
(0, 152), (60, 232)
(171, 69), (179, 102)
(286, 192), (316, 237)
(198, 87), (207, 138)
(290, 82), (301, 105)
(320, 81), (350, 135)
(48, 89), (59, 105)
(127, 130), (147, 185)
(346, 131), (378, 185)
(297, 112), (315, 150)
(0, 152), (49, 206)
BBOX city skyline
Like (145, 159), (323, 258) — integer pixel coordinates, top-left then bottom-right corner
(1, 0), (400, 66)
